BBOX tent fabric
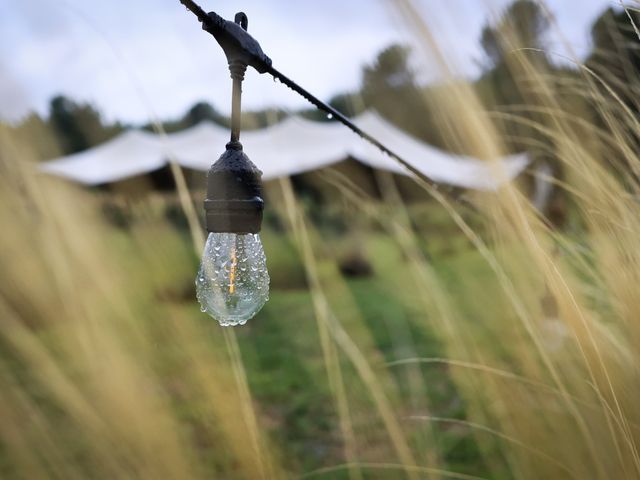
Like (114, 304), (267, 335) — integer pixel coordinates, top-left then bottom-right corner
(41, 130), (165, 185)
(40, 111), (529, 190)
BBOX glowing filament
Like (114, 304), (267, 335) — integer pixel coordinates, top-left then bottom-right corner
(229, 244), (237, 294)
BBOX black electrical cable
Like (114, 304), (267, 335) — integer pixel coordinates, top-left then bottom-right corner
(265, 65), (443, 191)
(178, 0), (473, 207)
(178, 0), (212, 25)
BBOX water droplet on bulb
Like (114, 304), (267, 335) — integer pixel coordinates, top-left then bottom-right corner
(196, 232), (270, 327)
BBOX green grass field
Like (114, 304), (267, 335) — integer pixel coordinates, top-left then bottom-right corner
(104, 207), (505, 478)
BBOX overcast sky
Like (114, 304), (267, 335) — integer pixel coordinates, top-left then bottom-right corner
(0, 0), (619, 124)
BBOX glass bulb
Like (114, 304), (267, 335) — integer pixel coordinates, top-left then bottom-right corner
(196, 233), (270, 326)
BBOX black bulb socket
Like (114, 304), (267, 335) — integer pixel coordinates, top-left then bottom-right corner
(204, 141), (264, 234)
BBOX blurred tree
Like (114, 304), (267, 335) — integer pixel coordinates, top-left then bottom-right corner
(145, 101), (225, 133)
(299, 92), (366, 122)
(182, 101), (226, 128)
(586, 7), (640, 111)
(361, 44), (444, 148)
(154, 101), (285, 133)
(480, 0), (549, 69)
(49, 95), (89, 153)
(476, 0), (551, 113)
(242, 108), (287, 130)
(328, 92), (366, 118)
(49, 95), (122, 154)
(476, 1), (566, 223)
(362, 44), (416, 94)
(585, 7), (640, 187)
(475, 0), (556, 154)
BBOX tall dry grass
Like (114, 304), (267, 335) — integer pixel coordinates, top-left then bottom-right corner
(1, 1), (640, 478)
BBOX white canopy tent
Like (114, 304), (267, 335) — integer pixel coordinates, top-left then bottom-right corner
(41, 111), (529, 190)
(41, 130), (165, 185)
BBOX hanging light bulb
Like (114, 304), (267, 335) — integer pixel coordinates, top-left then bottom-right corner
(195, 140), (269, 326)
(196, 232), (269, 326)
(193, 12), (272, 326)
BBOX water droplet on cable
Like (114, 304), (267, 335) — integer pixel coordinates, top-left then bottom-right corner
(327, 113), (333, 119)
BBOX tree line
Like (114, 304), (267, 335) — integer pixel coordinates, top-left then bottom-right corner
(5, 1), (639, 166)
